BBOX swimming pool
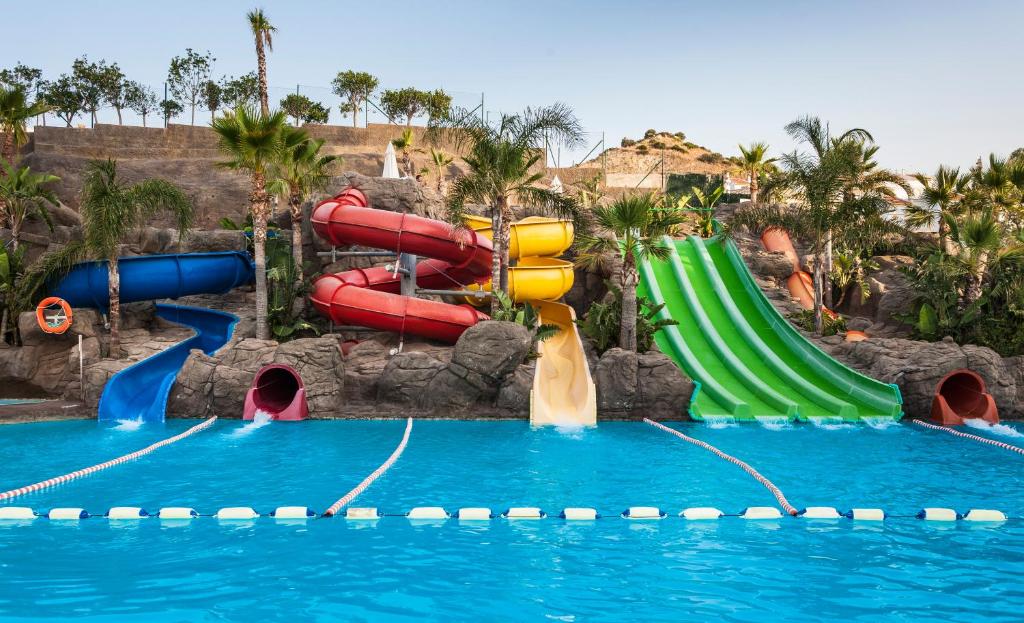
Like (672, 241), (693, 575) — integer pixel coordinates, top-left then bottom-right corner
(1, 419), (1022, 621)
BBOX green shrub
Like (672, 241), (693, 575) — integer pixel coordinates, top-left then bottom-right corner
(577, 281), (677, 354)
(670, 145), (687, 152)
(636, 145), (649, 154)
(651, 140), (666, 149)
(620, 138), (637, 147)
(674, 132), (686, 140)
(644, 129), (657, 138)
(788, 309), (847, 336)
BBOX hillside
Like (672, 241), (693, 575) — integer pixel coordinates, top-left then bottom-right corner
(581, 130), (741, 188)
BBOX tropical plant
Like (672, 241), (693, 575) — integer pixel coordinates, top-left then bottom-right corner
(829, 252), (879, 308)
(0, 245), (25, 344)
(125, 81), (159, 127)
(268, 126), (339, 278)
(167, 48), (215, 125)
(247, 8), (276, 116)
(738, 141), (775, 204)
(429, 103), (584, 314)
(688, 183), (724, 238)
(489, 291), (558, 346)
(571, 173), (604, 209)
(331, 70), (378, 127)
(788, 308), (847, 336)
(79, 159), (193, 357)
(428, 147), (453, 193)
(577, 280), (678, 354)
(906, 165), (969, 251)
(391, 128), (417, 177)
(576, 192), (686, 350)
(265, 240), (318, 341)
(211, 105), (288, 341)
(0, 163), (59, 249)
(202, 80), (222, 123)
(0, 86), (50, 163)
(42, 75), (85, 127)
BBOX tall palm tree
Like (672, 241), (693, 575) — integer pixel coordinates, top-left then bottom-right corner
(0, 163), (59, 250)
(268, 126), (339, 277)
(429, 103), (584, 313)
(577, 193), (685, 350)
(908, 165), (969, 251)
(211, 105), (287, 340)
(247, 8), (276, 116)
(428, 147), (453, 194)
(79, 159), (193, 357)
(0, 87), (49, 164)
(738, 141), (775, 204)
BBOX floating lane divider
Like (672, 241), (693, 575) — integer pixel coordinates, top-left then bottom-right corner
(913, 419), (1024, 456)
(0, 417), (218, 502)
(322, 417), (413, 518)
(643, 418), (799, 516)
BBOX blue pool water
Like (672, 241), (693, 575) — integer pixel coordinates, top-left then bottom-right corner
(1, 418), (1023, 621)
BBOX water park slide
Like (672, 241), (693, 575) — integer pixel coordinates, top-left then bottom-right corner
(638, 235), (902, 422)
(463, 216), (596, 427)
(51, 252), (255, 421)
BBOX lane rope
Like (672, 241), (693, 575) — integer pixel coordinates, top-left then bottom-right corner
(322, 417), (413, 517)
(0, 417), (218, 502)
(643, 418), (799, 516)
(913, 419), (1024, 456)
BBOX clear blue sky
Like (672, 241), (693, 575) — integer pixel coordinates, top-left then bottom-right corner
(5, 0), (1022, 172)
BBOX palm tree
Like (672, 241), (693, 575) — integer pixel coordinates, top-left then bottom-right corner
(908, 165), (969, 251)
(79, 159), (193, 357)
(211, 105), (287, 340)
(428, 147), (453, 193)
(268, 126), (339, 277)
(392, 128), (416, 178)
(0, 163), (59, 250)
(738, 142), (775, 204)
(247, 8), (276, 116)
(689, 183), (724, 238)
(946, 209), (1023, 305)
(577, 193), (686, 350)
(0, 87), (49, 164)
(429, 103), (584, 314)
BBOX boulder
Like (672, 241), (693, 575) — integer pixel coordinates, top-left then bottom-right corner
(495, 360), (536, 414)
(635, 351), (693, 419)
(451, 321), (532, 380)
(595, 348), (638, 415)
(330, 172), (445, 220)
(751, 250), (796, 282)
(376, 351), (447, 405)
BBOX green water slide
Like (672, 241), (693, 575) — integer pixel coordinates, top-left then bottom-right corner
(637, 235), (903, 422)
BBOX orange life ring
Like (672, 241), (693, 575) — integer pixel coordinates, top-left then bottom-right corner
(36, 297), (73, 334)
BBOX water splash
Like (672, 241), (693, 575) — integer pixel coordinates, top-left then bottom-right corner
(755, 416), (791, 431)
(703, 415), (737, 429)
(229, 410), (273, 437)
(808, 417), (854, 431)
(861, 417), (901, 431)
(964, 418), (1024, 439)
(113, 418), (144, 431)
(554, 424), (587, 439)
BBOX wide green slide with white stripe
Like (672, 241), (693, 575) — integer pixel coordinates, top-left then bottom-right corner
(637, 235), (902, 422)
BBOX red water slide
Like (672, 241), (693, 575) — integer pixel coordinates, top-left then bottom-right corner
(309, 188), (493, 343)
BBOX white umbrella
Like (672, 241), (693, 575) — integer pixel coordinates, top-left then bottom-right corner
(550, 174), (564, 194)
(382, 143), (400, 179)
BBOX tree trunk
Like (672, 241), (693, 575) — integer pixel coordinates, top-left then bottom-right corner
(108, 255), (121, 358)
(497, 196), (512, 296)
(823, 230), (834, 308)
(251, 172), (270, 340)
(290, 194), (304, 282)
(489, 206), (503, 316)
(116, 107), (122, 125)
(0, 309), (7, 346)
(812, 256), (824, 335)
(352, 99), (359, 127)
(749, 168), (759, 204)
(141, 112), (147, 128)
(619, 253), (638, 351)
(965, 253), (989, 305)
(256, 40), (269, 117)
(938, 211), (948, 253)
(1, 132), (15, 164)
(190, 103), (195, 126)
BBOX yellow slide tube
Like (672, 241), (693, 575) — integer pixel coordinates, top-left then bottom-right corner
(531, 301), (597, 427)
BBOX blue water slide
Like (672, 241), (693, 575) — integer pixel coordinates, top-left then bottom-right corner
(51, 252), (255, 421)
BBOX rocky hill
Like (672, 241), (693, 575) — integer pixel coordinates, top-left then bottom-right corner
(585, 130), (741, 182)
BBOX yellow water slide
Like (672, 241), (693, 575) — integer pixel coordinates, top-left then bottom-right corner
(464, 216), (597, 427)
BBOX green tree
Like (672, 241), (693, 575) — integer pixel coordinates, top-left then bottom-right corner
(222, 72), (259, 109)
(79, 159), (194, 357)
(430, 103), (584, 314)
(428, 147), (453, 193)
(167, 48), (214, 125)
(202, 80), (222, 123)
(424, 89), (452, 123)
(41, 75), (84, 127)
(688, 182), (724, 238)
(0, 64), (43, 92)
(0, 86), (49, 163)
(0, 163), (58, 249)
(380, 87), (427, 126)
(268, 126), (339, 277)
(247, 8), (276, 116)
(211, 105), (288, 340)
(125, 81), (158, 127)
(279, 93), (329, 125)
(331, 70), (378, 127)
(907, 165), (969, 251)
(577, 193), (686, 350)
(95, 61), (129, 125)
(738, 141), (775, 204)
(160, 99), (183, 125)
(71, 56), (107, 127)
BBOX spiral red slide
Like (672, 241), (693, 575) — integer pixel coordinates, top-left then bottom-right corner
(309, 188), (493, 343)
